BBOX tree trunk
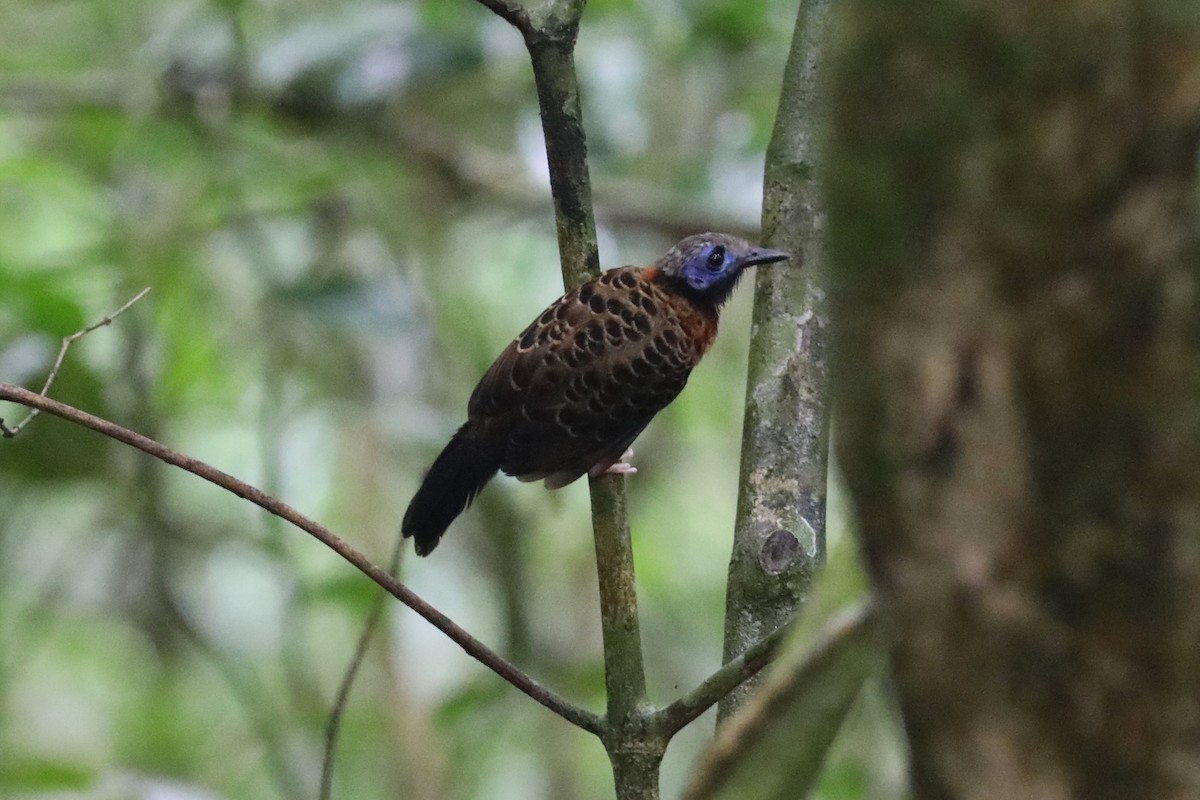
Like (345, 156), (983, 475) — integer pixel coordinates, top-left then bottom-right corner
(828, 2), (1200, 798)
(721, 0), (831, 721)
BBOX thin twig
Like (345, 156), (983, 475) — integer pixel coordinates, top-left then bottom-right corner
(0, 383), (605, 736)
(651, 619), (791, 735)
(320, 533), (407, 800)
(472, 0), (532, 33)
(0, 287), (150, 438)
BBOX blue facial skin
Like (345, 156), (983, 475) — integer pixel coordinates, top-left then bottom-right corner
(668, 237), (789, 306)
(680, 243), (734, 294)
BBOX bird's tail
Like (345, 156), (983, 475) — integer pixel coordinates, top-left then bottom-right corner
(402, 422), (503, 556)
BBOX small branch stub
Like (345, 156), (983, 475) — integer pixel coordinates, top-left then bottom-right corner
(759, 528), (802, 575)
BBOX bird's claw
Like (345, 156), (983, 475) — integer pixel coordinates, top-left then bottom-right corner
(604, 462), (638, 477)
(593, 448), (637, 478)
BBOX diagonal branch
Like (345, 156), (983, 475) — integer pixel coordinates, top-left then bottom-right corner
(681, 601), (880, 800)
(652, 619), (790, 736)
(0, 382), (604, 736)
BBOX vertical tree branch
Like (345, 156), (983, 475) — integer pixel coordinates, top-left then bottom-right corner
(490, 1), (657, 794)
(589, 479), (648, 721)
(523, 20), (602, 288)
(521, 25), (650, 719)
(520, 0), (651, 716)
(721, 0), (831, 720)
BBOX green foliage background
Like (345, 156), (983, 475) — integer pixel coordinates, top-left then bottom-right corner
(0, 1), (895, 798)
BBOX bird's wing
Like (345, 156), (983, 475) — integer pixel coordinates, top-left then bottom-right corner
(468, 268), (701, 485)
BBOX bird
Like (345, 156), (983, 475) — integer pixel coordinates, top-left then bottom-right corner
(402, 232), (790, 555)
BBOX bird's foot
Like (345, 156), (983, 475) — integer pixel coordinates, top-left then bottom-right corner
(591, 448), (637, 479)
(604, 462), (638, 477)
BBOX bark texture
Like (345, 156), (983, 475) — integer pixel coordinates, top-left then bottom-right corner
(828, 2), (1200, 798)
(722, 0), (831, 720)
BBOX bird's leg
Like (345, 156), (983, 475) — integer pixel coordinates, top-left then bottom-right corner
(591, 448), (637, 479)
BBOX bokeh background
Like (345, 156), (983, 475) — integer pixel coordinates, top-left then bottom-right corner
(0, 1), (897, 798)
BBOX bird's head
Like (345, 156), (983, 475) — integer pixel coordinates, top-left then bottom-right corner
(655, 233), (790, 306)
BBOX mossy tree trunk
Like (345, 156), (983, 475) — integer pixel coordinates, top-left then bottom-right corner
(721, 0), (831, 721)
(828, 2), (1200, 797)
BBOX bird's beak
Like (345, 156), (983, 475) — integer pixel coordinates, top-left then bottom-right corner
(743, 247), (791, 268)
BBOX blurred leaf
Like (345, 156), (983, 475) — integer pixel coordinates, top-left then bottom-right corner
(152, 261), (236, 408)
(61, 107), (127, 175)
(115, 681), (198, 775)
(419, 0), (475, 32)
(0, 157), (110, 266)
(815, 762), (870, 800)
(115, 118), (205, 177)
(0, 268), (87, 335)
(587, 0), (641, 16)
(270, 274), (417, 332)
(303, 572), (379, 617)
(691, 1), (768, 50)
(0, 756), (94, 792)
(436, 676), (508, 727)
(406, 33), (484, 83)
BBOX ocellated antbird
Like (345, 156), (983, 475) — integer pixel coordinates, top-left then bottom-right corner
(402, 233), (790, 555)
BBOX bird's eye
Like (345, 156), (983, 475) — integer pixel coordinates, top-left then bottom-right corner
(706, 245), (725, 270)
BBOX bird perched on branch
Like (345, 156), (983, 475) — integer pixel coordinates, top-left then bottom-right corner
(402, 233), (789, 555)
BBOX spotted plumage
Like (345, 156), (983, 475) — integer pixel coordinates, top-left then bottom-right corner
(403, 233), (790, 555)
